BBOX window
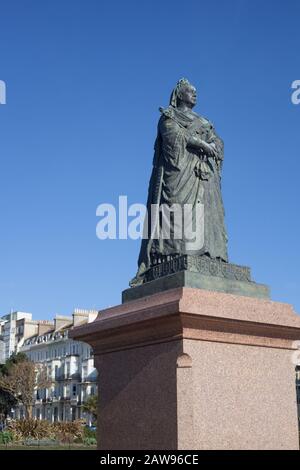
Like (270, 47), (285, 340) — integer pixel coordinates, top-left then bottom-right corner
(18, 326), (24, 335)
(72, 385), (77, 397)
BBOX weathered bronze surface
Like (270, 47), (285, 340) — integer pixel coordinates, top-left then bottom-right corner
(130, 78), (228, 287)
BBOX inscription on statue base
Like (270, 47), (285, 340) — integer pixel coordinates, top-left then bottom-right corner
(146, 255), (251, 283)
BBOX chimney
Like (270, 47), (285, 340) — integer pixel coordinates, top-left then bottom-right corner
(37, 321), (54, 336)
(72, 309), (98, 327)
(54, 315), (72, 331)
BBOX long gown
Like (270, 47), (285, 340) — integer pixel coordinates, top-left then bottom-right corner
(130, 105), (228, 286)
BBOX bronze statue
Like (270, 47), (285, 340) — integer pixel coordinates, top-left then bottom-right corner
(130, 79), (228, 287)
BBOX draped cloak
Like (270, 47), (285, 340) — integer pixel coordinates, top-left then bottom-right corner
(130, 105), (228, 287)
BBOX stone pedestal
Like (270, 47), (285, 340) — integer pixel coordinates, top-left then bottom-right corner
(70, 288), (300, 450)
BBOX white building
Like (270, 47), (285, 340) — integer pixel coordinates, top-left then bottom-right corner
(7, 309), (98, 424)
(0, 311), (43, 363)
(0, 321), (5, 364)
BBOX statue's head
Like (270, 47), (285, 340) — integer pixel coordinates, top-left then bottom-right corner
(170, 78), (197, 109)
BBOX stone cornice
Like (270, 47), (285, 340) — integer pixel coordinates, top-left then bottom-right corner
(70, 288), (300, 354)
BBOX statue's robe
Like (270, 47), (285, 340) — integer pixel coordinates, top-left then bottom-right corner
(131, 106), (228, 286)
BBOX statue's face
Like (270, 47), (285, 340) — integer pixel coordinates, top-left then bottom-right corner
(178, 84), (197, 107)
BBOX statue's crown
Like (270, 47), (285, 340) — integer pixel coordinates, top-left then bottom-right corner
(176, 78), (191, 90)
(177, 78), (190, 87)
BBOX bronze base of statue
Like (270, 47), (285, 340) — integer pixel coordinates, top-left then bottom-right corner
(123, 256), (269, 303)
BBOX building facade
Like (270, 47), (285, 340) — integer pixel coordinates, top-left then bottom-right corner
(1, 309), (98, 424)
(0, 311), (40, 363)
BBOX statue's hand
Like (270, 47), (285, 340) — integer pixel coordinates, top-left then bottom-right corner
(199, 140), (212, 154)
(198, 140), (217, 159)
(187, 136), (216, 160)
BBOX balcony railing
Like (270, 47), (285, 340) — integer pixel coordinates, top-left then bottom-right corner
(81, 376), (97, 383)
(55, 373), (82, 382)
(59, 396), (71, 401)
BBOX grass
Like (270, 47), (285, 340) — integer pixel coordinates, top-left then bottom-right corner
(0, 444), (97, 451)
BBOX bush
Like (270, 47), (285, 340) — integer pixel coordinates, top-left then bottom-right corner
(7, 419), (53, 441)
(52, 421), (83, 443)
(0, 431), (13, 444)
(83, 436), (97, 446)
(83, 426), (96, 440)
(7, 419), (85, 444)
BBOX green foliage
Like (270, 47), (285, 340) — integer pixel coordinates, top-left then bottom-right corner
(0, 431), (13, 444)
(82, 395), (98, 419)
(83, 436), (97, 446)
(0, 390), (17, 417)
(83, 426), (96, 440)
(0, 352), (28, 417)
(0, 352), (28, 376)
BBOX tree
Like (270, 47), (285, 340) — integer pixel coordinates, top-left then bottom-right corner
(82, 395), (98, 422)
(0, 353), (28, 421)
(0, 352), (28, 375)
(0, 389), (16, 422)
(0, 359), (50, 419)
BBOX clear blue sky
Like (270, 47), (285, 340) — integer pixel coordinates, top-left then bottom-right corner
(0, 0), (299, 319)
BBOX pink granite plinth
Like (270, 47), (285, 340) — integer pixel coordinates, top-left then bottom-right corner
(70, 288), (300, 450)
